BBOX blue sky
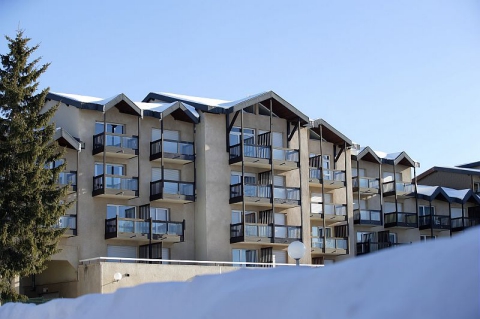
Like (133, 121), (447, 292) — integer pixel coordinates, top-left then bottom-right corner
(1, 0), (479, 173)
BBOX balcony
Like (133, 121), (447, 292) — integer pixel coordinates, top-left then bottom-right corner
(150, 139), (194, 164)
(53, 215), (77, 236)
(105, 216), (185, 243)
(356, 242), (403, 256)
(229, 143), (299, 171)
(382, 181), (415, 198)
(418, 215), (450, 231)
(311, 237), (348, 255)
(354, 209), (382, 226)
(93, 133), (138, 158)
(230, 223), (301, 244)
(229, 183), (301, 208)
(451, 216), (480, 232)
(384, 212), (417, 228)
(58, 171), (77, 193)
(310, 204), (347, 223)
(92, 174), (138, 198)
(352, 177), (380, 196)
(150, 180), (195, 203)
(309, 168), (346, 189)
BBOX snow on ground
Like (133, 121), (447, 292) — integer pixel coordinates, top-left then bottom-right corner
(1, 228), (479, 319)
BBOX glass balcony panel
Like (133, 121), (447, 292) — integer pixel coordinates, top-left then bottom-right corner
(167, 223), (182, 235)
(274, 187), (286, 199)
(275, 226), (287, 238)
(58, 172), (76, 185)
(152, 222), (167, 235)
(371, 211), (381, 221)
(245, 225), (258, 237)
(336, 239), (347, 249)
(326, 238), (335, 249)
(311, 237), (323, 249)
(258, 225), (271, 237)
(163, 141), (178, 153)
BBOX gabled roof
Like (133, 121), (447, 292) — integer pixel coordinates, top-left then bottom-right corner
(375, 151), (418, 167)
(54, 127), (81, 151)
(47, 92), (142, 117)
(415, 185), (451, 202)
(142, 91), (309, 125)
(309, 118), (353, 146)
(442, 188), (480, 205)
(137, 101), (199, 124)
(417, 166), (480, 181)
(351, 146), (381, 163)
(456, 161), (480, 169)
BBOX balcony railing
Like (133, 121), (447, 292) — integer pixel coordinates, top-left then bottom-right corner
(93, 133), (138, 151)
(230, 183), (300, 201)
(352, 177), (380, 189)
(382, 181), (415, 194)
(150, 180), (195, 197)
(356, 242), (403, 255)
(150, 139), (194, 161)
(451, 217), (480, 231)
(418, 215), (450, 230)
(311, 237), (348, 250)
(229, 144), (299, 164)
(58, 171), (77, 190)
(384, 212), (417, 228)
(354, 209), (382, 225)
(53, 215), (76, 230)
(230, 223), (301, 243)
(309, 168), (346, 183)
(105, 217), (184, 241)
(93, 174), (138, 192)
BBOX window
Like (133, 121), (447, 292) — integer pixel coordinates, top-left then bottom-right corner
(95, 122), (124, 135)
(451, 207), (464, 219)
(151, 129), (179, 142)
(151, 168), (180, 182)
(229, 127), (255, 146)
(230, 172), (256, 184)
(107, 205), (136, 219)
(357, 231), (375, 243)
(95, 163), (125, 176)
(232, 249), (257, 264)
(383, 172), (402, 183)
(45, 158), (65, 169)
(312, 226), (332, 238)
(474, 182), (480, 193)
(352, 168), (366, 178)
(389, 232), (397, 244)
(384, 202), (402, 213)
(150, 207), (169, 221)
(419, 205), (435, 216)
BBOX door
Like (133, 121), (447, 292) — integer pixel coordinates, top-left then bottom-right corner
(274, 213), (286, 238)
(107, 245), (136, 259)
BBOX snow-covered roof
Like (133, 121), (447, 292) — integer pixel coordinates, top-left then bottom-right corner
(412, 185), (480, 204)
(374, 150), (419, 167)
(142, 91), (310, 124)
(138, 101), (199, 123)
(309, 118), (353, 146)
(352, 146), (381, 163)
(53, 127), (81, 151)
(417, 166), (480, 181)
(48, 92), (142, 117)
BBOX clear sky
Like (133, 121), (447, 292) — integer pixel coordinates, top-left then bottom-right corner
(1, 0), (479, 173)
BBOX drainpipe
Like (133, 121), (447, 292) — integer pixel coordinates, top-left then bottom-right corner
(269, 99), (274, 243)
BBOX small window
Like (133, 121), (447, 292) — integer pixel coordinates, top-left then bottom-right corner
(420, 235), (436, 242)
(419, 205), (435, 216)
(150, 207), (169, 221)
(474, 182), (480, 193)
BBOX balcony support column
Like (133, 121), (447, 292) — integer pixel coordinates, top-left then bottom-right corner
(319, 124), (326, 253)
(393, 163), (398, 216)
(137, 115), (140, 197)
(160, 113), (164, 199)
(429, 200), (433, 238)
(240, 108), (246, 239)
(379, 163), (383, 225)
(102, 112), (107, 182)
(193, 124), (197, 200)
(448, 201), (452, 237)
(149, 217), (153, 260)
(298, 118), (303, 242)
(356, 157), (360, 220)
(76, 146), (80, 235)
(414, 164), (419, 228)
(269, 99), (274, 219)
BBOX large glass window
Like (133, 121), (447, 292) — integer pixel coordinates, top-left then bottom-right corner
(150, 207), (169, 221)
(232, 249), (257, 263)
(95, 122), (125, 135)
(229, 127), (255, 146)
(107, 205), (136, 219)
(419, 205), (435, 216)
(95, 163), (125, 176)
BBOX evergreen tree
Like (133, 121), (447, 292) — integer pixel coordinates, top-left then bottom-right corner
(0, 30), (69, 302)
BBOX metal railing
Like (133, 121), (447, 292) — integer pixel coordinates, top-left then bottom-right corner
(93, 132), (138, 150)
(93, 174), (138, 191)
(230, 223), (301, 241)
(79, 257), (321, 268)
(229, 143), (299, 163)
(354, 209), (382, 223)
(230, 183), (300, 201)
(150, 180), (195, 197)
(352, 176), (380, 189)
(106, 217), (184, 237)
(53, 215), (76, 230)
(383, 181), (415, 193)
(311, 237), (348, 250)
(384, 212), (417, 225)
(451, 217), (480, 229)
(150, 139), (194, 156)
(419, 215), (450, 228)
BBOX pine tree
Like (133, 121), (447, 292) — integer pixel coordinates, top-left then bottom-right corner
(0, 30), (69, 302)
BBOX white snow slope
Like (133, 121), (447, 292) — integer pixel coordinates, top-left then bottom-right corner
(1, 228), (479, 319)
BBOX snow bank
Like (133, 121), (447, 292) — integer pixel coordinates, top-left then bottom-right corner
(1, 229), (479, 319)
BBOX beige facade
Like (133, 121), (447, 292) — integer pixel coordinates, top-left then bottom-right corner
(20, 91), (479, 299)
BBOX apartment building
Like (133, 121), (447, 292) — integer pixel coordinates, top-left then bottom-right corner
(19, 90), (479, 298)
